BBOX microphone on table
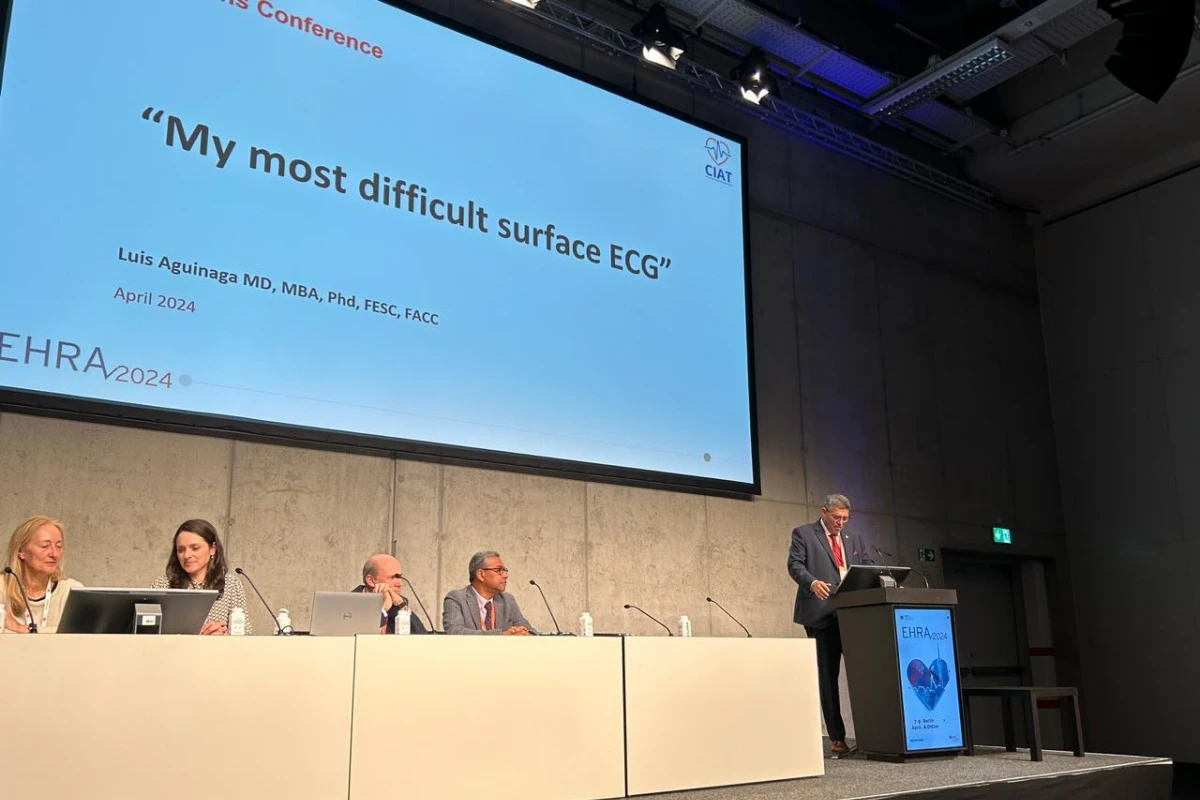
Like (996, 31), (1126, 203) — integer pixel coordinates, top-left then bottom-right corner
(529, 579), (562, 634)
(400, 574), (442, 633)
(706, 596), (752, 637)
(234, 567), (287, 635)
(872, 546), (930, 588)
(624, 603), (673, 636)
(3, 566), (38, 633)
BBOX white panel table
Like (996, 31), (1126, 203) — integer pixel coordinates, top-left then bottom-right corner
(0, 635), (356, 800)
(623, 636), (825, 794)
(349, 635), (626, 800)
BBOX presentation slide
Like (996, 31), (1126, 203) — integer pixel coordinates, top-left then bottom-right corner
(895, 607), (964, 752)
(0, 0), (756, 489)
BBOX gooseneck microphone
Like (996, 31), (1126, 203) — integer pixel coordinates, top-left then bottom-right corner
(529, 579), (562, 634)
(706, 596), (752, 637)
(400, 574), (440, 633)
(234, 567), (287, 635)
(872, 546), (931, 588)
(3, 566), (38, 633)
(624, 603), (673, 635)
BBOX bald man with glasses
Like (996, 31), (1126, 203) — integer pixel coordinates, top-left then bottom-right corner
(443, 550), (533, 635)
(352, 553), (429, 634)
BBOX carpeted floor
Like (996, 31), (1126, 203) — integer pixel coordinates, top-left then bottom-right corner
(634, 745), (1169, 800)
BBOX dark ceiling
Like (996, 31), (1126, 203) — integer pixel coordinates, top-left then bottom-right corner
(752, 0), (1047, 77)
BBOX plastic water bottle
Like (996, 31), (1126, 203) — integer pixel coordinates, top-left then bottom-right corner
(394, 608), (412, 635)
(579, 611), (594, 637)
(229, 607), (247, 636)
(276, 608), (291, 634)
(678, 615), (692, 637)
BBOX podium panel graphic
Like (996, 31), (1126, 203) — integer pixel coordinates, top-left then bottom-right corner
(830, 587), (964, 761)
(895, 606), (964, 752)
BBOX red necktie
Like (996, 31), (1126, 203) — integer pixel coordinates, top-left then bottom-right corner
(483, 600), (495, 631)
(830, 534), (845, 569)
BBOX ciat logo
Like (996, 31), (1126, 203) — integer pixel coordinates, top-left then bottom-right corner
(704, 137), (734, 185)
(705, 137), (731, 165)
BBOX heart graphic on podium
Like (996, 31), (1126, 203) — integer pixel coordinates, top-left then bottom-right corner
(906, 657), (951, 710)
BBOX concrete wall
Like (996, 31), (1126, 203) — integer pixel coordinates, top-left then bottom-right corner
(0, 0), (1064, 735)
(1039, 163), (1200, 762)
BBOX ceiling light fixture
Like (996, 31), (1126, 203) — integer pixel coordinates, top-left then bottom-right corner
(863, 38), (1014, 118)
(730, 47), (780, 104)
(631, 4), (686, 70)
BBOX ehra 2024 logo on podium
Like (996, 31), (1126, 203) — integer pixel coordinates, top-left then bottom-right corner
(906, 653), (951, 710)
(899, 613), (953, 711)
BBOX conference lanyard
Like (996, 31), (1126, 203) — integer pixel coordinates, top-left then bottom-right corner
(24, 581), (53, 629)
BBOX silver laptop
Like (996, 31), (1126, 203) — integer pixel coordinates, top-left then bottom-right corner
(310, 591), (383, 636)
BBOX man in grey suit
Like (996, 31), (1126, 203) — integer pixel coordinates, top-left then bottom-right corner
(443, 550), (534, 635)
(788, 494), (873, 757)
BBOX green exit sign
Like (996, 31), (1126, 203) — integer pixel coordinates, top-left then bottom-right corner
(919, 548), (936, 562)
(993, 527), (1012, 545)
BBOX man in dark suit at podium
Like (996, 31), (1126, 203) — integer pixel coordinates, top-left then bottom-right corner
(788, 494), (873, 757)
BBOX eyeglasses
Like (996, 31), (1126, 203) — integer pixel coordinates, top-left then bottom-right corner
(480, 566), (509, 575)
(386, 573), (402, 580)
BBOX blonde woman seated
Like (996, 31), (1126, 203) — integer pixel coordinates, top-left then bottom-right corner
(3, 515), (83, 634)
(151, 519), (251, 635)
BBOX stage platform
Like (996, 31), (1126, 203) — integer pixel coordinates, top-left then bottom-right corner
(637, 745), (1172, 800)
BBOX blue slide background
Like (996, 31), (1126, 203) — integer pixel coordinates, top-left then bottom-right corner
(0, 0), (753, 484)
(895, 607), (964, 751)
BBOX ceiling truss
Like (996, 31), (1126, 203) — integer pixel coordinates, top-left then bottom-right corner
(480, 0), (996, 209)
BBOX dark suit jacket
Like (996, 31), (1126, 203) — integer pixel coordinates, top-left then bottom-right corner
(443, 585), (534, 634)
(788, 519), (872, 629)
(351, 584), (430, 634)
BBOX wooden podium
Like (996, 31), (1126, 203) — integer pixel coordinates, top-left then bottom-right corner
(828, 587), (965, 762)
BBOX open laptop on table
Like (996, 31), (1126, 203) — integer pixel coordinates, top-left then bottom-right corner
(309, 591), (384, 636)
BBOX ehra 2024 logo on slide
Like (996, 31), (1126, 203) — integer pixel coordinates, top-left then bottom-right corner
(704, 137), (735, 185)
